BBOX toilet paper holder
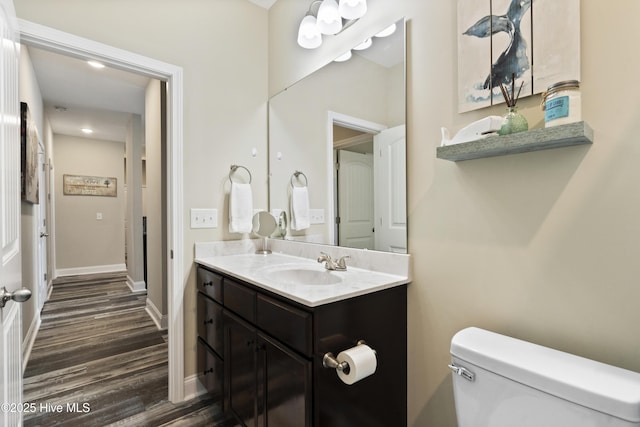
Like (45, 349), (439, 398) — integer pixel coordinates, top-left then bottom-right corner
(322, 340), (375, 374)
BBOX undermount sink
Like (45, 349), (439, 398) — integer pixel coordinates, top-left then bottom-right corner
(262, 265), (343, 286)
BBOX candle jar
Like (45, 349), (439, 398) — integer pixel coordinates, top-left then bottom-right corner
(542, 80), (581, 127)
(497, 106), (529, 136)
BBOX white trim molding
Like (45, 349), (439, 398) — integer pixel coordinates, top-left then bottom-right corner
(56, 263), (127, 278)
(145, 298), (168, 330)
(126, 276), (147, 293)
(18, 19), (186, 403)
(183, 374), (208, 401)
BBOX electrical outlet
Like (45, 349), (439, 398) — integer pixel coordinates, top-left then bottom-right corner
(96, 212), (103, 220)
(309, 209), (325, 224)
(191, 208), (217, 229)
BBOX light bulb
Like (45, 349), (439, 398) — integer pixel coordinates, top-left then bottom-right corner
(317, 0), (342, 35)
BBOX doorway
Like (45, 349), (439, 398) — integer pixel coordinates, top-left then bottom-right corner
(19, 19), (186, 402)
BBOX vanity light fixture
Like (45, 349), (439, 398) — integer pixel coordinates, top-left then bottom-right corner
(297, 0), (367, 49)
(333, 50), (353, 62)
(375, 22), (397, 38)
(353, 38), (372, 50)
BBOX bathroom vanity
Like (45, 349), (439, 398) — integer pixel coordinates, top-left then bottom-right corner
(195, 251), (409, 427)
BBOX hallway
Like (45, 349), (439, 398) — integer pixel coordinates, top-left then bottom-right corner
(23, 272), (235, 426)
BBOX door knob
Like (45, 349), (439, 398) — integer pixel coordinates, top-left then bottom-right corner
(40, 232), (49, 238)
(0, 287), (32, 308)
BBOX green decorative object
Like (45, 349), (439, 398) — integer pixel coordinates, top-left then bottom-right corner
(498, 106), (528, 135)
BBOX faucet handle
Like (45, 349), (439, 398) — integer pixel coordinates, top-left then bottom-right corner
(317, 252), (332, 263)
(336, 255), (350, 269)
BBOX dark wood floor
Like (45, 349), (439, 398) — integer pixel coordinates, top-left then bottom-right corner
(23, 272), (236, 427)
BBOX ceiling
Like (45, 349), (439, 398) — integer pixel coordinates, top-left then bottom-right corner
(28, 45), (150, 143)
(247, 0), (277, 9)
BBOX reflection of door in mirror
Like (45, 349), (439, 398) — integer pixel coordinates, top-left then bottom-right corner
(337, 148), (374, 249)
(374, 125), (406, 253)
(334, 123), (407, 253)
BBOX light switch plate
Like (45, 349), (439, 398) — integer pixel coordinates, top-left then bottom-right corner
(190, 208), (217, 229)
(309, 208), (325, 224)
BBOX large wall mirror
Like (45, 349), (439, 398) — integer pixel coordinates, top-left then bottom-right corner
(268, 18), (406, 253)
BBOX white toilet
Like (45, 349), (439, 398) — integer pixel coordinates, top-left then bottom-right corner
(449, 327), (640, 427)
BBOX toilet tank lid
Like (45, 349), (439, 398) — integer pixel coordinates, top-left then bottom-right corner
(450, 327), (640, 423)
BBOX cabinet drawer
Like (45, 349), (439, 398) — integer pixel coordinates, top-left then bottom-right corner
(197, 267), (223, 303)
(257, 294), (312, 356)
(197, 292), (224, 356)
(197, 337), (223, 397)
(224, 278), (256, 323)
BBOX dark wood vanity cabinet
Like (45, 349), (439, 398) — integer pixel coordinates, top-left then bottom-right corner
(196, 264), (407, 427)
(196, 268), (224, 396)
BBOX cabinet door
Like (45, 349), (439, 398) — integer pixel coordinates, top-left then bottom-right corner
(224, 311), (258, 427)
(198, 292), (224, 356)
(257, 333), (312, 427)
(197, 337), (223, 396)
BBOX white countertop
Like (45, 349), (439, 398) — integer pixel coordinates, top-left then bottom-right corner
(195, 252), (410, 307)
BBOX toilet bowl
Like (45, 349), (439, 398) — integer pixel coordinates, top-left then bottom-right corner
(449, 327), (640, 427)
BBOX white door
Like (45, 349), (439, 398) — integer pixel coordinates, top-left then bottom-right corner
(0, 0), (25, 425)
(337, 149), (374, 249)
(36, 149), (48, 311)
(374, 125), (407, 253)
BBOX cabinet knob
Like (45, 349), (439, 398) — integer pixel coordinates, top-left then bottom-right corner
(203, 368), (214, 375)
(203, 281), (214, 287)
(204, 318), (214, 325)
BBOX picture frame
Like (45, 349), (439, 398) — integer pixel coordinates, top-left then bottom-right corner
(457, 0), (581, 113)
(20, 102), (39, 204)
(63, 174), (118, 197)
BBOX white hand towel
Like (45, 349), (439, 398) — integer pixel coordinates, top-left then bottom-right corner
(229, 182), (253, 233)
(290, 186), (310, 231)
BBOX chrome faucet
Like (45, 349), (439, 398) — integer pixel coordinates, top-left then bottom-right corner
(317, 252), (350, 271)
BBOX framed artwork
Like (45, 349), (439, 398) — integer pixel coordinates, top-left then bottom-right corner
(20, 102), (39, 204)
(457, 0), (581, 113)
(63, 174), (117, 197)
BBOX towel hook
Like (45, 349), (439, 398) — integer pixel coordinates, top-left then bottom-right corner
(290, 170), (308, 188)
(229, 165), (252, 184)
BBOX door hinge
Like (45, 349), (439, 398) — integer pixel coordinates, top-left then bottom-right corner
(336, 216), (341, 225)
(170, 250), (174, 259)
(44, 273), (47, 281)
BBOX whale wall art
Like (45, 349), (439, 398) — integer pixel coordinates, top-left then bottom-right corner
(457, 0), (580, 113)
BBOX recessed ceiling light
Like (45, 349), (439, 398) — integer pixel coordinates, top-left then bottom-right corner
(81, 128), (94, 134)
(87, 60), (105, 69)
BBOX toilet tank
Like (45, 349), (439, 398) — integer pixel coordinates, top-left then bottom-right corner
(449, 327), (640, 427)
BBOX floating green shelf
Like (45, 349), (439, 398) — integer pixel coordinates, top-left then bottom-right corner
(436, 121), (593, 162)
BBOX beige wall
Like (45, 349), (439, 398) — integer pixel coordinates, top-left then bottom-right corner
(19, 45), (44, 341)
(145, 79), (167, 316)
(53, 135), (125, 270)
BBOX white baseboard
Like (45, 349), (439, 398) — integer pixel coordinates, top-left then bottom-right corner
(56, 263), (127, 277)
(126, 275), (147, 293)
(145, 298), (168, 330)
(184, 374), (207, 401)
(22, 314), (41, 372)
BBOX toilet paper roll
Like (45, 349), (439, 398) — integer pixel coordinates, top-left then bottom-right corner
(336, 344), (377, 385)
